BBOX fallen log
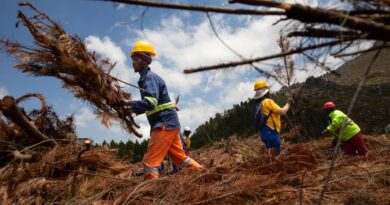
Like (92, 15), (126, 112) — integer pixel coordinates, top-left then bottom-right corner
(0, 96), (55, 146)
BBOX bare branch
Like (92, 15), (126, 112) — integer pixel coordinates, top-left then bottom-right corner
(232, 0), (390, 41)
(184, 40), (350, 73)
(288, 29), (364, 39)
(205, 12), (283, 84)
(302, 52), (340, 75)
(316, 44), (384, 205)
(101, 0), (286, 16)
(332, 43), (390, 57)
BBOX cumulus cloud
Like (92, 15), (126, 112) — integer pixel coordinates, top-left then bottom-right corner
(84, 36), (138, 85)
(74, 107), (95, 128)
(126, 14), (286, 97)
(122, 14), (291, 133)
(140, 15), (283, 69)
(114, 10), (352, 138)
(178, 97), (219, 130)
(115, 3), (126, 10)
(0, 87), (8, 98)
(218, 81), (254, 106)
(150, 61), (202, 94)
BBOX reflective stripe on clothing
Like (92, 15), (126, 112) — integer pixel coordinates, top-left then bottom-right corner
(145, 101), (175, 116)
(142, 124), (203, 179)
(178, 157), (192, 169)
(144, 166), (159, 174)
(145, 96), (158, 107)
(144, 172), (159, 180)
(131, 67), (180, 130)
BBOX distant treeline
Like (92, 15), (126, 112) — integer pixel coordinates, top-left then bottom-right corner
(100, 139), (148, 163)
(190, 91), (293, 149)
(98, 78), (390, 161)
(191, 77), (390, 149)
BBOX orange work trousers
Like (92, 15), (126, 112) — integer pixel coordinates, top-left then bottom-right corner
(143, 125), (203, 180)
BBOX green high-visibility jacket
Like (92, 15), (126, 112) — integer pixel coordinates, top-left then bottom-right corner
(327, 110), (361, 142)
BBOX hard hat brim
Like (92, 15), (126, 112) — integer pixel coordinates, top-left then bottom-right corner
(253, 88), (269, 99)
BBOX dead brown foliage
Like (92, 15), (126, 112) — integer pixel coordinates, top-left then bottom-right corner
(0, 134), (388, 205)
(0, 93), (76, 166)
(0, 2), (141, 137)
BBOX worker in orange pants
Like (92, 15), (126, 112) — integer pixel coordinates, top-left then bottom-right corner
(143, 125), (203, 179)
(128, 40), (204, 180)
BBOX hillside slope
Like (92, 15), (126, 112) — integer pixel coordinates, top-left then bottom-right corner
(323, 44), (390, 85)
(191, 46), (390, 148)
(0, 134), (388, 204)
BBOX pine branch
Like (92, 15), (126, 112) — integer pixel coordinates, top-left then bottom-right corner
(102, 0), (285, 16)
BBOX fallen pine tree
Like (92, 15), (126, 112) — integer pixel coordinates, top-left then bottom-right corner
(0, 133), (388, 204)
(0, 93), (75, 166)
(0, 2), (141, 138)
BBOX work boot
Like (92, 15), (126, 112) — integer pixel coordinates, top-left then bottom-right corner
(132, 168), (144, 177)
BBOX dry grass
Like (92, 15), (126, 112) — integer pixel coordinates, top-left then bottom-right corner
(0, 134), (388, 205)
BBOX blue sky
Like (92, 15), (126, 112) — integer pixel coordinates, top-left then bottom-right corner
(1, 0), (345, 143)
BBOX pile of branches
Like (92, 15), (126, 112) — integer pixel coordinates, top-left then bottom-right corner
(0, 2), (141, 137)
(0, 134), (388, 204)
(0, 143), (137, 205)
(0, 93), (75, 166)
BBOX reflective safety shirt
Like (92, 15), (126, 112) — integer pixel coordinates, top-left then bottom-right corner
(130, 67), (180, 130)
(327, 110), (361, 142)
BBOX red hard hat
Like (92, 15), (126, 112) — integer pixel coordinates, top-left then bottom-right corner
(323, 102), (336, 109)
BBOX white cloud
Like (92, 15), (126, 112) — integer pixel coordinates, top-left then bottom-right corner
(0, 87), (8, 98)
(73, 105), (151, 143)
(150, 61), (202, 94)
(126, 14), (286, 97)
(121, 13), (291, 133)
(218, 81), (253, 106)
(178, 97), (219, 130)
(84, 36), (138, 86)
(133, 121), (151, 141)
(141, 15), (283, 70)
(115, 3), (126, 10)
(74, 107), (95, 128)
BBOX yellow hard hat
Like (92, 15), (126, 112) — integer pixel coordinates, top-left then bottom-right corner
(130, 40), (156, 57)
(253, 80), (269, 91)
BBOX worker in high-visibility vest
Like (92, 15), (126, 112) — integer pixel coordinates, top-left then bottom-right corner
(128, 40), (204, 180)
(322, 102), (368, 156)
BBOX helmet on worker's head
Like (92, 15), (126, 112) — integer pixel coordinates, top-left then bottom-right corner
(130, 40), (156, 57)
(253, 80), (270, 99)
(184, 126), (191, 133)
(323, 102), (336, 109)
(254, 80), (269, 91)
